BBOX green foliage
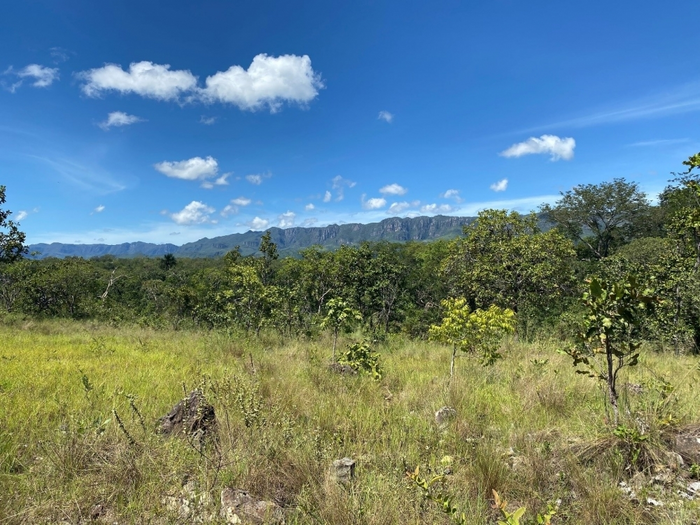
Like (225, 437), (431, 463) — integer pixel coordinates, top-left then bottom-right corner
(564, 275), (658, 423)
(406, 466), (467, 524)
(429, 298), (516, 369)
(0, 185), (28, 264)
(445, 210), (577, 325)
(321, 297), (362, 359)
(338, 340), (383, 380)
(541, 178), (651, 259)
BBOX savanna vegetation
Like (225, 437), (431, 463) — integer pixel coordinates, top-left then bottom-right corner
(1, 153), (700, 524)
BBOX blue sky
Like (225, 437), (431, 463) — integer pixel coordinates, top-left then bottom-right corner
(2, 0), (699, 245)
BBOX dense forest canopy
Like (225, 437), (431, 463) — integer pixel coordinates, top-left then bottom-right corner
(2, 153), (700, 352)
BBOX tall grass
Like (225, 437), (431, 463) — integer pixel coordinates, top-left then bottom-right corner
(1, 319), (699, 523)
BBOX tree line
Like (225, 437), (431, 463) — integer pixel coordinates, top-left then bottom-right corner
(1, 152), (699, 352)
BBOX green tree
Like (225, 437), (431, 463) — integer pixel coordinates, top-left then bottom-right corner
(541, 178), (651, 259)
(0, 185), (28, 263)
(564, 276), (657, 424)
(159, 253), (177, 271)
(445, 210), (576, 330)
(429, 298), (516, 377)
(321, 297), (362, 361)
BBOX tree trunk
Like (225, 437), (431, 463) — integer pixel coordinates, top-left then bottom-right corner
(332, 328), (338, 361)
(450, 345), (457, 380)
(606, 340), (619, 426)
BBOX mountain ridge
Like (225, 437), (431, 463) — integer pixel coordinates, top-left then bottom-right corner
(29, 215), (475, 259)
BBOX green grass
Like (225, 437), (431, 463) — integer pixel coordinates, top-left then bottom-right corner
(1, 319), (699, 523)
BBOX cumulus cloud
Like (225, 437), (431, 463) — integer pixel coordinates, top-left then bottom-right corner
(421, 203), (455, 214)
(500, 134), (575, 161)
(248, 217), (269, 230)
(490, 179), (508, 192)
(199, 54), (323, 111)
(278, 211), (296, 228)
(99, 111), (143, 130)
(79, 61), (197, 100)
(361, 194), (387, 210)
(379, 183), (407, 196)
(171, 201), (216, 225)
(154, 156), (218, 182)
(220, 205), (238, 217)
(15, 210), (28, 221)
(323, 191), (332, 203)
(232, 196), (252, 206)
(304, 203), (315, 211)
(79, 54), (323, 112)
(4, 64), (59, 91)
(378, 110), (394, 123)
(331, 175), (356, 201)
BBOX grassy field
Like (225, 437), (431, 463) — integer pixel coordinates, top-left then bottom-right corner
(1, 319), (700, 524)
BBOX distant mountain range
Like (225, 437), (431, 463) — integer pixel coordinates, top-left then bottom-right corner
(29, 215), (476, 259)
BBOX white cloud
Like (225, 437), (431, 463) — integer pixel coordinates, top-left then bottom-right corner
(154, 156), (218, 181)
(500, 135), (576, 161)
(628, 138), (690, 147)
(361, 194), (387, 210)
(331, 175), (356, 201)
(79, 61), (197, 100)
(50, 47), (70, 64)
(99, 111), (143, 130)
(171, 201), (215, 225)
(440, 189), (463, 202)
(305, 203), (315, 211)
(200, 115), (217, 125)
(203, 172), (231, 189)
(378, 110), (394, 123)
(323, 190), (332, 203)
(94, 205), (105, 213)
(278, 211), (296, 228)
(302, 218), (318, 227)
(248, 217), (269, 230)
(17, 64), (59, 87)
(220, 205), (239, 217)
(15, 210), (28, 221)
(232, 196), (252, 206)
(4, 64), (59, 91)
(199, 54), (323, 112)
(387, 201), (420, 215)
(379, 183), (407, 196)
(246, 174), (263, 185)
(490, 179), (508, 192)
(421, 203), (455, 214)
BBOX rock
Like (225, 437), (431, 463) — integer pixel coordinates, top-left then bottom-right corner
(328, 362), (357, 375)
(688, 481), (700, 497)
(645, 497), (664, 507)
(330, 457), (356, 483)
(673, 430), (700, 464)
(220, 488), (284, 524)
(619, 481), (638, 502)
(664, 451), (684, 471)
(158, 390), (216, 440)
(434, 406), (457, 426)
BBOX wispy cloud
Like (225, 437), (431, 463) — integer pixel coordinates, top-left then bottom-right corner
(93, 205), (105, 214)
(332, 175), (356, 201)
(378, 110), (394, 123)
(525, 81), (700, 131)
(3, 64), (59, 92)
(246, 172), (271, 185)
(99, 111), (143, 130)
(200, 115), (217, 125)
(28, 155), (127, 194)
(500, 135), (575, 161)
(305, 203), (315, 211)
(627, 138), (690, 148)
(15, 210), (28, 221)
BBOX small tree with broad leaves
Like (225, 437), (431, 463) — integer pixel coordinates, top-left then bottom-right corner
(564, 275), (658, 425)
(321, 297), (362, 361)
(429, 298), (516, 379)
